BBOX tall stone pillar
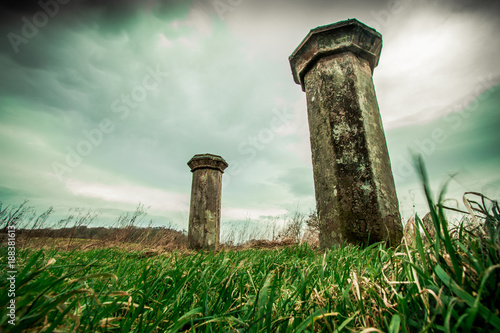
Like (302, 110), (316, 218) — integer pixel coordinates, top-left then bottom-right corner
(289, 19), (402, 248)
(187, 153), (228, 250)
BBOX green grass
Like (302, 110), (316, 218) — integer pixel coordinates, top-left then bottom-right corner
(1, 157), (499, 332)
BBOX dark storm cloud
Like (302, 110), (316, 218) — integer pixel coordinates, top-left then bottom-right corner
(1, 0), (499, 228)
(0, 0), (195, 26)
(1, 0), (144, 20)
(442, 0), (500, 13)
(0, 0), (191, 58)
(0, 0), (117, 32)
(0, 0), (195, 129)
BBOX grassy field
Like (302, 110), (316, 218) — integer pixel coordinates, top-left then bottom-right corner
(0, 160), (499, 332)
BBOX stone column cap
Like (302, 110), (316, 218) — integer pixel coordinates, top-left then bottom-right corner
(289, 18), (382, 91)
(188, 153), (228, 172)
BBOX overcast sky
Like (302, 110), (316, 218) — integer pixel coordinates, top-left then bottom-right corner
(0, 0), (499, 230)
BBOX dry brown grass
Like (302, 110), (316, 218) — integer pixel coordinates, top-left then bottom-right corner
(18, 237), (188, 253)
(15, 233), (306, 254)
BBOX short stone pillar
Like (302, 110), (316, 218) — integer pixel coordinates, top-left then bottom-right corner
(289, 19), (403, 248)
(187, 153), (228, 250)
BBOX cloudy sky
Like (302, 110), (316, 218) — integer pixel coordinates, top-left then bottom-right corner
(0, 0), (499, 231)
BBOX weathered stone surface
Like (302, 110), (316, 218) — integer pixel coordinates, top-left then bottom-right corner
(289, 19), (403, 248)
(187, 153), (228, 250)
